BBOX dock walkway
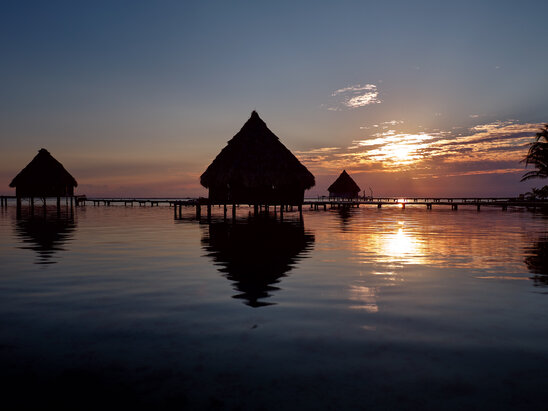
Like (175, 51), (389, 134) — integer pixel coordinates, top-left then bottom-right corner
(3, 195), (547, 220)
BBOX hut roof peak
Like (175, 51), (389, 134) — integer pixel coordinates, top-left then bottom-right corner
(200, 112), (315, 191)
(9, 148), (78, 190)
(238, 111), (268, 134)
(328, 169), (360, 194)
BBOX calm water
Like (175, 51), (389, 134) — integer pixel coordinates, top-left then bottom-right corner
(1, 203), (547, 410)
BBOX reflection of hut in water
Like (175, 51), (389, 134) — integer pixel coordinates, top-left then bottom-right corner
(328, 170), (360, 199)
(14, 212), (76, 265)
(337, 207), (355, 231)
(201, 217), (315, 307)
(525, 235), (548, 286)
(10, 148), (78, 213)
(200, 111), (315, 207)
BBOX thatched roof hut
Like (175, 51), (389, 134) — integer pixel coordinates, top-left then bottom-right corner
(200, 111), (315, 205)
(10, 148), (77, 197)
(328, 170), (360, 198)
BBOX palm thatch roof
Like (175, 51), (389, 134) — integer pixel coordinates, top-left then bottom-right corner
(200, 111), (315, 192)
(10, 148), (77, 196)
(328, 170), (360, 195)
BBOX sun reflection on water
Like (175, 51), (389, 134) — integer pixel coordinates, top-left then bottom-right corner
(348, 284), (379, 312)
(383, 227), (421, 259)
(352, 221), (427, 266)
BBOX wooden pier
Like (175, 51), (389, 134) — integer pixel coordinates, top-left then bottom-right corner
(0, 195), (76, 217)
(3, 195), (547, 220)
(302, 196), (548, 212)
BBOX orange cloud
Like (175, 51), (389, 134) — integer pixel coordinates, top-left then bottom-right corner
(296, 121), (541, 181)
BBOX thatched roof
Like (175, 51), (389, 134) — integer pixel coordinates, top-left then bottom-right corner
(328, 170), (360, 194)
(200, 111), (315, 190)
(10, 148), (77, 189)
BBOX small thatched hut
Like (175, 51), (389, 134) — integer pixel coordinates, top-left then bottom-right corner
(328, 170), (360, 199)
(200, 111), (315, 205)
(10, 148), (78, 198)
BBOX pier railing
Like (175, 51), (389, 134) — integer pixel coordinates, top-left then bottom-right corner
(302, 196), (548, 210)
(2, 195), (547, 218)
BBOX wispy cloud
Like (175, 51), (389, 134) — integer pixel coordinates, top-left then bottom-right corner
(328, 83), (381, 110)
(361, 120), (404, 130)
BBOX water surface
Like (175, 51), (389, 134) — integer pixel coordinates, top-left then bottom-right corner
(1, 204), (547, 409)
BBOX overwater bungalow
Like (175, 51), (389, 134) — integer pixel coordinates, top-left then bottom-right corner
(200, 111), (315, 207)
(328, 170), (360, 199)
(10, 148), (78, 211)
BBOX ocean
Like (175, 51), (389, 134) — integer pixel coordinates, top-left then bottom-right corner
(1, 203), (547, 409)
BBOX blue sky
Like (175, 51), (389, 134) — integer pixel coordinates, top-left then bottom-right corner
(1, 0), (547, 197)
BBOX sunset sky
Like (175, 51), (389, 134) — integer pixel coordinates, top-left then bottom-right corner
(1, 0), (547, 197)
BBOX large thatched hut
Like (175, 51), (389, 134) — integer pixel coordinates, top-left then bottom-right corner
(328, 170), (360, 199)
(10, 148), (78, 198)
(200, 111), (315, 205)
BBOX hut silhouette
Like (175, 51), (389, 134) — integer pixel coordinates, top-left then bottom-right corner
(328, 170), (360, 199)
(201, 217), (315, 307)
(10, 148), (78, 213)
(200, 111), (315, 208)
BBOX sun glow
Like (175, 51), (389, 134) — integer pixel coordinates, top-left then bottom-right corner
(352, 132), (435, 167)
